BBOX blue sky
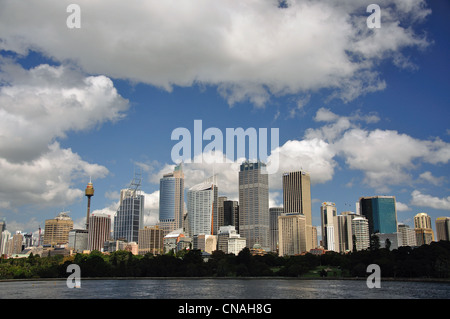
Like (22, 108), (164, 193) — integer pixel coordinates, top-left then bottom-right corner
(0, 0), (449, 239)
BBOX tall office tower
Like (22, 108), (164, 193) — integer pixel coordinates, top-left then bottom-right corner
(223, 200), (239, 231)
(114, 173), (145, 243)
(87, 213), (111, 251)
(239, 161), (269, 250)
(397, 223), (417, 247)
(320, 202), (337, 251)
(159, 164), (185, 234)
(414, 212), (435, 245)
(187, 176), (218, 237)
(333, 212), (355, 253)
(217, 196), (228, 230)
(436, 217), (450, 241)
(278, 213), (306, 256)
(138, 225), (164, 255)
(283, 171), (313, 252)
(351, 216), (370, 251)
(359, 196), (398, 235)
(85, 179), (94, 230)
(43, 212), (74, 246)
(269, 207), (283, 252)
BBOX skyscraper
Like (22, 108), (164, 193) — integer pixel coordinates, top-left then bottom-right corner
(333, 212), (355, 253)
(187, 176), (218, 237)
(223, 200), (239, 231)
(43, 212), (73, 247)
(283, 171), (313, 251)
(269, 207), (283, 252)
(436, 217), (450, 241)
(239, 161), (269, 250)
(278, 213), (306, 256)
(320, 202), (337, 251)
(397, 223), (417, 247)
(414, 212), (434, 245)
(114, 173), (144, 243)
(88, 213), (111, 251)
(159, 163), (184, 234)
(351, 216), (370, 251)
(359, 196), (398, 235)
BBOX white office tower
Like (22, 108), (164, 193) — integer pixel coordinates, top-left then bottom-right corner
(320, 202), (337, 251)
(397, 223), (417, 247)
(187, 176), (218, 237)
(351, 217), (370, 251)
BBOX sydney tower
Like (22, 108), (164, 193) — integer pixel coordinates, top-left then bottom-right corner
(85, 179), (94, 230)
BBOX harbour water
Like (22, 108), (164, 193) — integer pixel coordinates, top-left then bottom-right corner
(0, 278), (449, 299)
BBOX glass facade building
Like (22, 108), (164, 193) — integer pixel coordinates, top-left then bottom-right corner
(359, 196), (397, 235)
(159, 164), (184, 233)
(114, 189), (144, 243)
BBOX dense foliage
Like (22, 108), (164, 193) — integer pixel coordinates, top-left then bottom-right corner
(1, 241), (449, 280)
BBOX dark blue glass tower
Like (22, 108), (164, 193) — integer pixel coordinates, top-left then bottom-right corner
(359, 196), (397, 234)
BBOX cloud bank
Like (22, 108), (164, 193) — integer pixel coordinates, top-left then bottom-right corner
(0, 0), (431, 106)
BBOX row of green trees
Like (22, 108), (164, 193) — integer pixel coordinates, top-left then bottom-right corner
(1, 240), (449, 280)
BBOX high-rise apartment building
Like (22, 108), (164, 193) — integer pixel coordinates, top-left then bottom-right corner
(283, 171), (313, 251)
(88, 213), (111, 251)
(239, 161), (269, 250)
(414, 212), (434, 245)
(43, 212), (73, 246)
(159, 164), (184, 234)
(187, 176), (218, 237)
(320, 202), (337, 251)
(351, 216), (370, 251)
(436, 217), (450, 241)
(114, 175), (145, 243)
(359, 196), (398, 235)
(269, 207), (283, 252)
(278, 213), (306, 256)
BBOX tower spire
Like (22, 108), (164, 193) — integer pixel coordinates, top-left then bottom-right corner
(85, 179), (94, 230)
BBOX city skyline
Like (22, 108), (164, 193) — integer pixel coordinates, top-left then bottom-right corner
(0, 1), (449, 241)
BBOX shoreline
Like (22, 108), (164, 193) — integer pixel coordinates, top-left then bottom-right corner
(1, 276), (449, 284)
